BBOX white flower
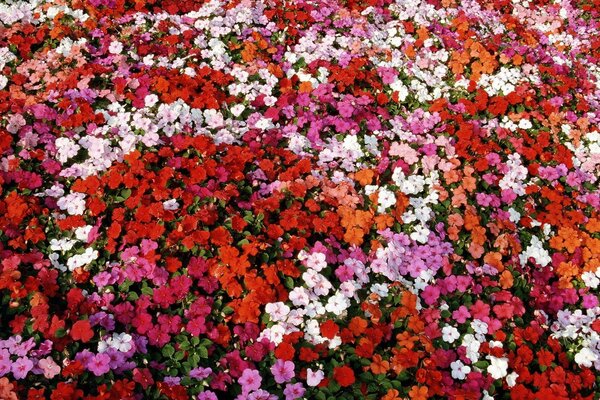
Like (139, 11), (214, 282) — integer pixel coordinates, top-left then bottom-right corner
(97, 340), (109, 353)
(370, 283), (389, 297)
(377, 188), (396, 213)
(462, 334), (481, 363)
(442, 326), (460, 343)
(312, 275), (332, 296)
(109, 40), (123, 54)
(55, 137), (81, 163)
(518, 119), (532, 130)
(506, 371), (519, 387)
(66, 247), (98, 271)
(57, 192), (86, 215)
(144, 94), (159, 108)
(289, 287), (310, 307)
(230, 104), (245, 117)
(487, 356), (509, 379)
(50, 238), (76, 252)
(306, 368), (324, 387)
(450, 360), (471, 380)
(325, 292), (350, 315)
(582, 271), (600, 289)
(75, 225), (92, 241)
(0, 75), (7, 90)
(574, 347), (598, 368)
(306, 252), (327, 272)
(163, 199), (179, 210)
(108, 333), (133, 352)
(265, 302), (290, 322)
(410, 225), (430, 244)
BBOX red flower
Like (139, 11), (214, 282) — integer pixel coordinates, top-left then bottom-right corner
(320, 320), (339, 339)
(274, 342), (295, 361)
(333, 365), (355, 387)
(70, 320), (93, 343)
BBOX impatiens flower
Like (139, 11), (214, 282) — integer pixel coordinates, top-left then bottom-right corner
(197, 391), (218, 400)
(239, 369), (262, 394)
(270, 359), (294, 384)
(0, 349), (11, 376)
(283, 383), (305, 400)
(11, 357), (33, 380)
(305, 252), (327, 271)
(107, 333), (133, 352)
(190, 367), (212, 380)
(38, 357), (61, 379)
(487, 356), (509, 379)
(265, 302), (291, 322)
(506, 372), (519, 387)
(108, 40), (123, 54)
(574, 348), (598, 368)
(163, 199), (180, 210)
(87, 353), (111, 376)
(306, 368), (324, 387)
(56, 192), (86, 215)
(450, 360), (470, 380)
(442, 326), (460, 343)
(332, 365), (355, 387)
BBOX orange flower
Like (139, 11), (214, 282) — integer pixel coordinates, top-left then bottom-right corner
(381, 389), (402, 400)
(499, 270), (514, 289)
(369, 354), (390, 375)
(348, 316), (368, 336)
(483, 251), (503, 272)
(354, 169), (375, 186)
(408, 385), (429, 400)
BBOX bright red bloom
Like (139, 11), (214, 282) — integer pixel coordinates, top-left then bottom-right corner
(333, 366), (355, 387)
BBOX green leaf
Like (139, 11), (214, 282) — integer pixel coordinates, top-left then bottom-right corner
(198, 346), (208, 359)
(141, 286), (153, 296)
(127, 292), (139, 301)
(162, 345), (175, 358)
(54, 328), (67, 338)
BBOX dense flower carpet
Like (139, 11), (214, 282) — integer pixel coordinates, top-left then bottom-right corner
(1, 0), (600, 398)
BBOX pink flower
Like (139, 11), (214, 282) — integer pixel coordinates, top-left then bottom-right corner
(38, 357), (61, 379)
(0, 349), (12, 376)
(306, 368), (324, 387)
(11, 357), (33, 380)
(452, 306), (471, 324)
(87, 353), (111, 376)
(337, 101), (354, 118)
(270, 359), (295, 384)
(190, 367), (212, 380)
(239, 369), (262, 394)
(421, 286), (440, 306)
(283, 383), (305, 400)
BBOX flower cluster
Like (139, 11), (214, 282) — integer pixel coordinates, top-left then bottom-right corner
(0, 0), (599, 399)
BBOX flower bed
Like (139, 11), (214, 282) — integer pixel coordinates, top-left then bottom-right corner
(0, 0), (599, 399)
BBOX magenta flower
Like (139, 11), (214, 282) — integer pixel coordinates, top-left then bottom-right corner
(190, 367), (212, 380)
(452, 306), (471, 324)
(197, 392), (218, 400)
(87, 353), (111, 376)
(0, 349), (11, 376)
(239, 368), (262, 394)
(283, 383), (305, 400)
(11, 357), (33, 380)
(270, 359), (295, 384)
